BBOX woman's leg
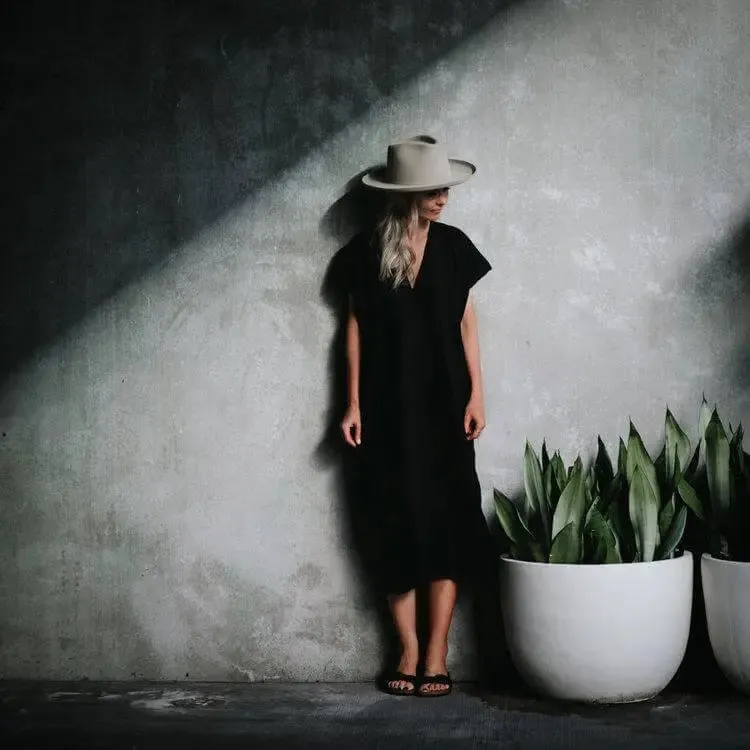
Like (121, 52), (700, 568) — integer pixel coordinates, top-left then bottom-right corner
(421, 578), (457, 694)
(387, 589), (419, 691)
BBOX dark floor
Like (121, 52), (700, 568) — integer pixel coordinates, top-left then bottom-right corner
(1, 681), (749, 749)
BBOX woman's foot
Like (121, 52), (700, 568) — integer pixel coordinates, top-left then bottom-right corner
(383, 650), (419, 696)
(417, 672), (453, 697)
(385, 590), (418, 695)
(420, 641), (450, 696)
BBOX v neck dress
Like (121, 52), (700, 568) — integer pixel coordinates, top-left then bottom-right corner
(342, 221), (493, 596)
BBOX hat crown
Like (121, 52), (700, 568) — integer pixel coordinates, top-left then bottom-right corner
(361, 134), (475, 191)
(386, 136), (452, 187)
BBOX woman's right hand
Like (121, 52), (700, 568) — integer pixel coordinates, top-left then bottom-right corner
(340, 404), (362, 447)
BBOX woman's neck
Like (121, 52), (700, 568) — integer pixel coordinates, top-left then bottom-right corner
(411, 217), (430, 237)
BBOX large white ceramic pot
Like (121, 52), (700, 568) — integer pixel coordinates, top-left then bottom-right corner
(701, 554), (750, 694)
(499, 553), (693, 703)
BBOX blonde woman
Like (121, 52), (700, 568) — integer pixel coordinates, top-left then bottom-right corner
(340, 136), (492, 698)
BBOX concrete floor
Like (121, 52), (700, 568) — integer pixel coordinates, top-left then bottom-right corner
(1, 681), (749, 749)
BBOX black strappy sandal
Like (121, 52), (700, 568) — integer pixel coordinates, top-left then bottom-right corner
(417, 673), (453, 698)
(381, 670), (417, 696)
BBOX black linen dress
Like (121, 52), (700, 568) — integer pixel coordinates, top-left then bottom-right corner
(344, 221), (493, 596)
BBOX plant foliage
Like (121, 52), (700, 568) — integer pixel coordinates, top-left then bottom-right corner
(494, 410), (691, 564)
(681, 397), (750, 562)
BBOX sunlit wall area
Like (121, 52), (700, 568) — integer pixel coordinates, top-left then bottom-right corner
(1, 0), (749, 680)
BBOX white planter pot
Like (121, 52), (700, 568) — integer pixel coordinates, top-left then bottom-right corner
(701, 554), (750, 695)
(499, 553), (693, 703)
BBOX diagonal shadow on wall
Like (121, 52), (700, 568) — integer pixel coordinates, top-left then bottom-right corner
(0, 0), (537, 683)
(714, 214), (750, 392)
(685, 211), (750, 399)
(675, 209), (750, 693)
(0, 0), (534, 384)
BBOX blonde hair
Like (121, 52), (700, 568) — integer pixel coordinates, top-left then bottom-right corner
(375, 194), (419, 289)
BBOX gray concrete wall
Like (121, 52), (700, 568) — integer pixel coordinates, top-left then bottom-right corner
(1, 0), (749, 680)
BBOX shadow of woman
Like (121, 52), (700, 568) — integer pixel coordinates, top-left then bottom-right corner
(670, 210), (750, 696)
(470, 502), (526, 693)
(315, 170), (383, 473)
(315, 173), (398, 678)
(315, 172), (516, 691)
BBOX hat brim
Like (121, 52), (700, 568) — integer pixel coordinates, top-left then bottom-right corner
(361, 159), (476, 192)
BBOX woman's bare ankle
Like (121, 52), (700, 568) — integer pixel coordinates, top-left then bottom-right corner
(424, 641), (449, 675)
(397, 641), (419, 674)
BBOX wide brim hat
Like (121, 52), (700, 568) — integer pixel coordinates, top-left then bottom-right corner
(361, 135), (476, 192)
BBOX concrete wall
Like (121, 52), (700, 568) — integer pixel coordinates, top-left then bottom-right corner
(1, 0), (749, 680)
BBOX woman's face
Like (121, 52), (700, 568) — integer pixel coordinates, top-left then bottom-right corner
(415, 187), (450, 222)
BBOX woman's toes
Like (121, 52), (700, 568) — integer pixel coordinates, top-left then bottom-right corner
(387, 678), (414, 693)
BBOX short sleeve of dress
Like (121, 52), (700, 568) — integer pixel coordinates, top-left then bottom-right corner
(455, 229), (492, 292)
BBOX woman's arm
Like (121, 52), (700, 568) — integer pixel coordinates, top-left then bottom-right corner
(461, 293), (486, 440)
(341, 297), (362, 446)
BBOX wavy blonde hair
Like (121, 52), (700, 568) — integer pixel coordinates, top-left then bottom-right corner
(375, 194), (419, 289)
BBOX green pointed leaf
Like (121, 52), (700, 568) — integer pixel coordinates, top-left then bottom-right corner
(654, 447), (680, 507)
(541, 440), (550, 474)
(551, 452), (568, 498)
(586, 473), (597, 508)
(676, 475), (705, 520)
(584, 528), (607, 564)
(684, 441), (700, 481)
(543, 461), (554, 508)
(730, 423), (745, 476)
(654, 446), (667, 491)
(606, 495), (636, 562)
(599, 472), (625, 517)
(666, 408), (692, 479)
(552, 461), (587, 539)
(670, 453), (680, 495)
(705, 409), (732, 528)
(549, 522), (581, 564)
(493, 489), (531, 547)
(618, 438), (628, 477)
(584, 468), (598, 520)
(626, 422), (660, 505)
(658, 494), (676, 541)
(546, 462), (563, 518)
(603, 516), (624, 563)
(524, 441), (550, 544)
(595, 437), (615, 491)
(586, 465), (596, 493)
(656, 505), (687, 560)
(583, 480), (598, 532)
(730, 425), (747, 533)
(584, 507), (617, 564)
(629, 464), (660, 562)
(510, 540), (547, 563)
(698, 396), (712, 466)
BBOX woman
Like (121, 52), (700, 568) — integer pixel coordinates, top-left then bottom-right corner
(339, 136), (492, 697)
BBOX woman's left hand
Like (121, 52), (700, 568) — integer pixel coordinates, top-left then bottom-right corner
(464, 397), (486, 440)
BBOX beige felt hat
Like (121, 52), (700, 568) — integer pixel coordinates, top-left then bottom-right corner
(362, 135), (476, 192)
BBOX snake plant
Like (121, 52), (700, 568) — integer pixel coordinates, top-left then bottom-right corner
(681, 397), (750, 562)
(494, 410), (694, 564)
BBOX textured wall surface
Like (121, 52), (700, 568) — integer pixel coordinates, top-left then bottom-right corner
(1, 0), (749, 680)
